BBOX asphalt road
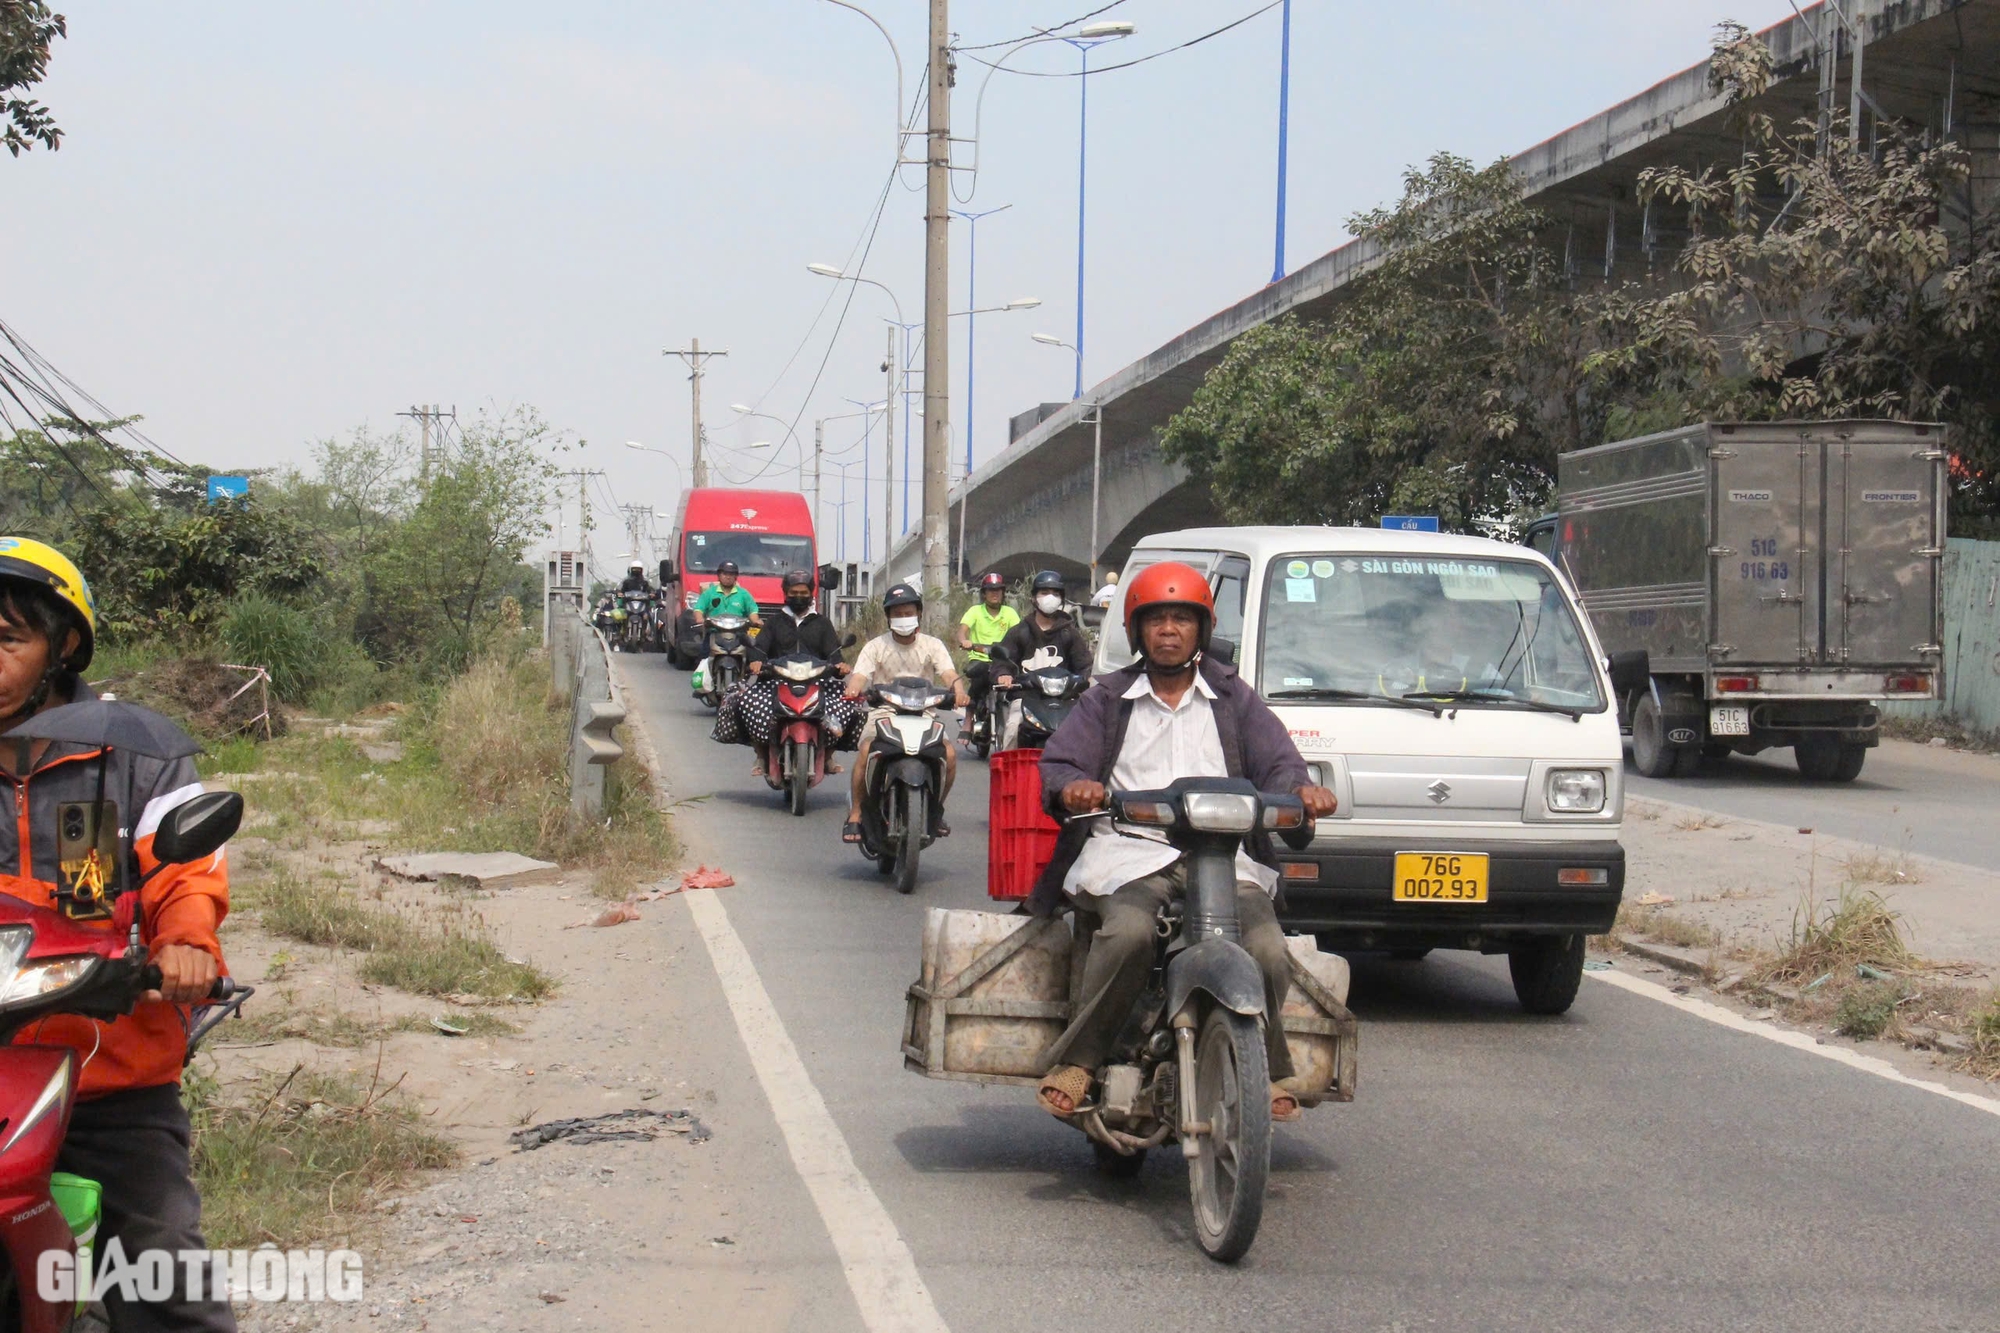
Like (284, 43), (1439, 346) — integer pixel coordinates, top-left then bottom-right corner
(1625, 737), (2000, 871)
(623, 654), (2000, 1333)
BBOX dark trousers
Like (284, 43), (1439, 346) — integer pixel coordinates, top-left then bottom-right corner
(1052, 865), (1294, 1080)
(57, 1083), (236, 1333)
(964, 660), (993, 702)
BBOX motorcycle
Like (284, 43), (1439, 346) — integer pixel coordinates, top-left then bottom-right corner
(855, 676), (951, 895)
(1060, 778), (1317, 1261)
(592, 601), (619, 639)
(697, 615), (752, 707)
(0, 790), (250, 1331)
(993, 663), (1091, 752)
(762, 651), (841, 817)
(618, 592), (656, 653)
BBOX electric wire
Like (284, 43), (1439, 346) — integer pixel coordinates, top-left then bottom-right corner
(962, 2), (1281, 79)
(953, 1), (1133, 52)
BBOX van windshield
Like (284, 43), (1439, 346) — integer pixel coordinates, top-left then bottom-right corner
(1258, 553), (1605, 712)
(684, 531), (814, 577)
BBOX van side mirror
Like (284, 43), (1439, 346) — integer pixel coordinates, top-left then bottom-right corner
(1606, 650), (1651, 697)
(1207, 637), (1237, 667)
(152, 791), (244, 865)
(659, 559), (676, 583)
(819, 563), (843, 592)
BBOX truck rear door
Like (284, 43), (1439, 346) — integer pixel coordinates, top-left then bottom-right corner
(1827, 429), (1944, 666)
(1711, 434), (1817, 665)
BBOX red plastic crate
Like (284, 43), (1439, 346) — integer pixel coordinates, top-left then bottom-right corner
(987, 748), (1060, 900)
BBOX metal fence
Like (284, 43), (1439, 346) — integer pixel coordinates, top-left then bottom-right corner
(550, 612), (626, 817)
(1882, 537), (2000, 736)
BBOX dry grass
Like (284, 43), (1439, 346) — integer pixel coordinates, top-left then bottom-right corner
(1758, 887), (1915, 985)
(1841, 847), (1924, 886)
(1672, 811), (1725, 832)
(1615, 901), (1720, 950)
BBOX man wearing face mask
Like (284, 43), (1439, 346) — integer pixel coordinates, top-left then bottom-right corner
(990, 570), (1094, 689)
(728, 570), (858, 777)
(841, 583), (966, 844)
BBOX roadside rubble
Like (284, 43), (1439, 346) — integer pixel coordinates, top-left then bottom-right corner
(377, 852), (561, 891)
(509, 1107), (712, 1150)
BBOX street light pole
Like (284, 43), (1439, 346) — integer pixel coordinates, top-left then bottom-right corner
(950, 205), (1010, 480)
(1272, 0), (1293, 284)
(1061, 23), (1134, 401)
(921, 0), (952, 622)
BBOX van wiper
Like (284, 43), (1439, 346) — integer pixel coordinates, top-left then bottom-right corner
(1269, 687), (1443, 717)
(1402, 688), (1584, 721)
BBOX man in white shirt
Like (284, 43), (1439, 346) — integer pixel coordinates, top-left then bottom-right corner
(1091, 569), (1118, 608)
(1032, 561), (1336, 1123)
(841, 583), (967, 842)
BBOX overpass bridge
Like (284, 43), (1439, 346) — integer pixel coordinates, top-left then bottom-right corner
(886, 0), (1996, 590)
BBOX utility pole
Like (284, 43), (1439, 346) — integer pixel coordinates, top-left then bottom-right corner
(397, 403), (456, 484)
(561, 469), (606, 582)
(812, 419), (824, 549)
(920, 0), (952, 627)
(665, 340), (727, 487)
(884, 326), (897, 574)
(620, 504), (652, 568)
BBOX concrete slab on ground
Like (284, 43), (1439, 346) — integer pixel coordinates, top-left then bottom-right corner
(376, 852), (561, 890)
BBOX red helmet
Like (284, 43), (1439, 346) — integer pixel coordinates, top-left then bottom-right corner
(979, 571), (1006, 592)
(1122, 561), (1215, 652)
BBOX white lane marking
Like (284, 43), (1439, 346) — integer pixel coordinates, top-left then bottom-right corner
(684, 887), (951, 1333)
(1590, 969), (2000, 1120)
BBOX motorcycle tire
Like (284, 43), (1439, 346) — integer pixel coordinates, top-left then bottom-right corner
(1187, 1006), (1270, 1263)
(892, 786), (923, 895)
(1092, 1140), (1147, 1179)
(787, 740), (812, 817)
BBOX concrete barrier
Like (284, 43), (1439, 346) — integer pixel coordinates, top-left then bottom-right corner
(1882, 537), (2000, 737)
(550, 613), (626, 817)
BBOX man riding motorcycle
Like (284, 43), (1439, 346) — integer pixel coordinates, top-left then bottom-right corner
(618, 561), (652, 596)
(1028, 561), (1337, 1125)
(691, 560), (760, 629)
(0, 538), (237, 1332)
(955, 572), (1018, 741)
(990, 569), (1094, 690)
(726, 570), (861, 777)
(840, 583), (966, 846)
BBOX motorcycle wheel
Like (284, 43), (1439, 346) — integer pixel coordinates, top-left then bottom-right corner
(787, 740), (811, 817)
(1092, 1140), (1147, 1179)
(1187, 1006), (1270, 1263)
(892, 786), (923, 895)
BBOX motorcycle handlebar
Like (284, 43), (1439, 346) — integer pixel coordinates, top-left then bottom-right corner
(138, 964), (237, 1002)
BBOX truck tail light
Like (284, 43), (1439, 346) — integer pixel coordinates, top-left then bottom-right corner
(1883, 674), (1928, 694)
(1280, 863), (1319, 882)
(1558, 868), (1609, 886)
(1715, 675), (1760, 693)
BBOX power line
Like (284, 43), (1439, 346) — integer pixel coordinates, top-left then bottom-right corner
(960, 1), (1281, 79)
(953, 1), (1133, 52)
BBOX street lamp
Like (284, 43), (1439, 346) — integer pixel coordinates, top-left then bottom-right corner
(1062, 20), (1135, 400)
(729, 404), (810, 493)
(808, 263), (908, 546)
(1032, 332), (1082, 391)
(816, 403), (885, 564)
(624, 440), (686, 495)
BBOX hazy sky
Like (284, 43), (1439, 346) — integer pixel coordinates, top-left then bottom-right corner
(8, 1), (1801, 569)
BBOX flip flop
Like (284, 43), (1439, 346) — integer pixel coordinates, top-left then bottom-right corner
(841, 820), (864, 845)
(934, 821), (951, 838)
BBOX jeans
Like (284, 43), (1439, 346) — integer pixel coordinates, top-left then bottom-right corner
(56, 1083), (236, 1333)
(1048, 864), (1294, 1080)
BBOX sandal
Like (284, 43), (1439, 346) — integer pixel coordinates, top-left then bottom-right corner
(934, 820), (951, 839)
(1270, 1083), (1302, 1123)
(1037, 1065), (1092, 1118)
(841, 820), (864, 845)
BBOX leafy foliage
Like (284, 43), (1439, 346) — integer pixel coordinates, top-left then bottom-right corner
(0, 0), (63, 157)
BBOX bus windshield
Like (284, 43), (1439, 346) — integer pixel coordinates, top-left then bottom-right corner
(1258, 553), (1605, 712)
(684, 531), (814, 577)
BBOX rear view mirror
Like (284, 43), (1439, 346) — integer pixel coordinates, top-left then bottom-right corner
(659, 559), (676, 583)
(819, 563), (843, 592)
(1207, 637), (1238, 667)
(1606, 650), (1651, 697)
(842, 634), (859, 649)
(152, 791), (244, 865)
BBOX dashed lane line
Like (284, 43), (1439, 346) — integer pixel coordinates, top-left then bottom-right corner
(684, 885), (952, 1333)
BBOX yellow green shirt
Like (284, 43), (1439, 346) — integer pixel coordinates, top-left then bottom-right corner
(960, 603), (1019, 660)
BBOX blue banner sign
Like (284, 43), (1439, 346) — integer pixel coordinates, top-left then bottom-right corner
(1381, 514), (1440, 532)
(206, 476), (250, 503)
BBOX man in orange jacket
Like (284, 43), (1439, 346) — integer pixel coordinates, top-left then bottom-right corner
(0, 538), (235, 1332)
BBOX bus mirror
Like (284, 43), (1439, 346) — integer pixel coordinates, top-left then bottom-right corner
(659, 559), (675, 583)
(819, 563), (843, 592)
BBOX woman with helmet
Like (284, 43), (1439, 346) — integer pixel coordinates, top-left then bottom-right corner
(840, 583), (966, 844)
(990, 569), (1093, 688)
(954, 572), (1018, 743)
(723, 569), (860, 777)
(1026, 560), (1338, 1124)
(0, 538), (238, 1331)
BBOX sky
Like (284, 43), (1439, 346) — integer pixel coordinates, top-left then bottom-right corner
(5, 0), (1804, 573)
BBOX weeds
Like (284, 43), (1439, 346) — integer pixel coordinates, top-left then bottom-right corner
(1672, 811), (1724, 832)
(1833, 982), (1906, 1039)
(187, 1065), (458, 1249)
(1841, 847), (1923, 886)
(1615, 901), (1719, 950)
(1759, 886), (1914, 985)
(391, 1011), (520, 1038)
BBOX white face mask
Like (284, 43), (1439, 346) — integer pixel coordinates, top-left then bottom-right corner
(1035, 593), (1062, 614)
(889, 615), (920, 637)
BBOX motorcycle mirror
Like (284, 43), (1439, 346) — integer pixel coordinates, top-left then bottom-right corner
(152, 791), (244, 865)
(1207, 637), (1238, 667)
(819, 563), (844, 592)
(842, 634), (858, 649)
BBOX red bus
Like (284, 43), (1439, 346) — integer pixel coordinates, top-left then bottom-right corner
(660, 488), (829, 666)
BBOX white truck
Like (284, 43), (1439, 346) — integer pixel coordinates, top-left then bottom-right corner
(1525, 421), (1947, 781)
(1096, 527), (1625, 1015)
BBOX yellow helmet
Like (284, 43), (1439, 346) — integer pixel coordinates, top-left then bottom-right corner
(0, 536), (97, 670)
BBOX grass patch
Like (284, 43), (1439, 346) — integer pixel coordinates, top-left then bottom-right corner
(1833, 981), (1906, 1039)
(1672, 811), (1724, 832)
(390, 1011), (521, 1038)
(204, 735), (262, 775)
(187, 1065), (458, 1249)
(1615, 902), (1719, 950)
(1759, 886), (1915, 985)
(220, 1002), (386, 1049)
(1841, 847), (1923, 886)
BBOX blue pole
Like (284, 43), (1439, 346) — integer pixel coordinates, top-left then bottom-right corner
(861, 418), (872, 563)
(1074, 44), (1089, 400)
(1273, 0), (1292, 284)
(965, 221), (977, 477)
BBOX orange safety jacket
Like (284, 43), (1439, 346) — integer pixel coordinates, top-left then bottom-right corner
(0, 690), (230, 1099)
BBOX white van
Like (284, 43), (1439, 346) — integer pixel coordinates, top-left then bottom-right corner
(1097, 527), (1626, 1014)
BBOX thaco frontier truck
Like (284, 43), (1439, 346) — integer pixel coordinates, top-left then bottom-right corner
(1526, 421), (1946, 782)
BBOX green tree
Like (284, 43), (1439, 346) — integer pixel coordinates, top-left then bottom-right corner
(0, 0), (64, 156)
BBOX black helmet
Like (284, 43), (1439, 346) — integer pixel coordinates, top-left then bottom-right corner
(782, 568), (814, 592)
(979, 571), (1006, 593)
(1031, 570), (1065, 595)
(717, 560), (740, 576)
(882, 582), (922, 612)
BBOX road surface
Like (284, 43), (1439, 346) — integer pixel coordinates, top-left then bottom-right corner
(622, 655), (2000, 1333)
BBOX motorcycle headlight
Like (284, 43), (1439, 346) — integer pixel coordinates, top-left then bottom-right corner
(1036, 676), (1066, 697)
(1, 956), (99, 1009)
(1547, 769), (1606, 813)
(1182, 792), (1259, 834)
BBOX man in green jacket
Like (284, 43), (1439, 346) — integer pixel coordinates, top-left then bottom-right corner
(692, 560), (761, 628)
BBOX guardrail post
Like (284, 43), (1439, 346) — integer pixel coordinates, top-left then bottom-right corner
(564, 614), (625, 818)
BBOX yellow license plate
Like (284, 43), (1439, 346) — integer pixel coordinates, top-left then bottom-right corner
(1393, 853), (1490, 903)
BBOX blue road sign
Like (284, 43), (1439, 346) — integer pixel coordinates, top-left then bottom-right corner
(1381, 515), (1439, 532)
(206, 476), (249, 503)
